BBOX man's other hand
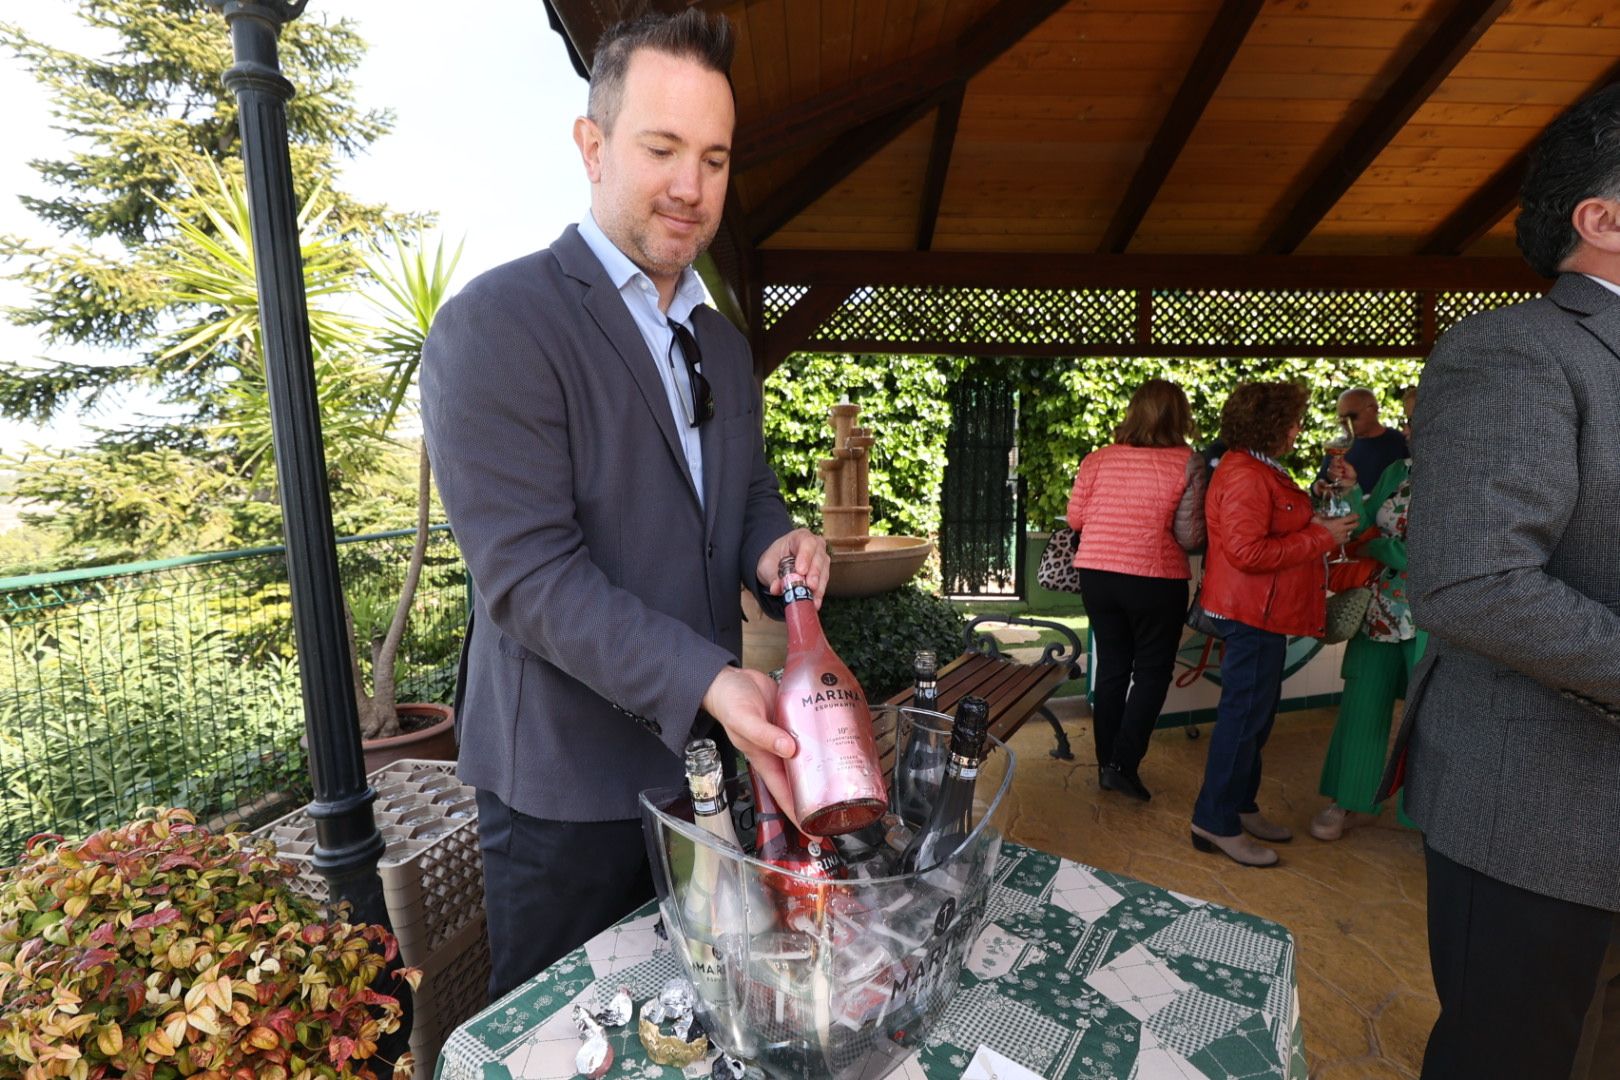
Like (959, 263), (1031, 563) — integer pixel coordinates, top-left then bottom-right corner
(758, 528), (831, 608)
(701, 666), (802, 827)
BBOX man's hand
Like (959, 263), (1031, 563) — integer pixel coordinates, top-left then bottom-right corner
(758, 528), (831, 608)
(701, 666), (803, 827)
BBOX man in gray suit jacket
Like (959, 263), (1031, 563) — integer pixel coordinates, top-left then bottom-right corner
(420, 10), (828, 997)
(1401, 85), (1620, 1077)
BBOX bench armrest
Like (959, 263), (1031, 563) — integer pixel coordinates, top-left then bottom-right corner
(963, 615), (1084, 675)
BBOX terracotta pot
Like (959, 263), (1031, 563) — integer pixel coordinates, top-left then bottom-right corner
(361, 702), (457, 776)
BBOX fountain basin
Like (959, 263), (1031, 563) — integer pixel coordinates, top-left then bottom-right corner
(824, 536), (933, 598)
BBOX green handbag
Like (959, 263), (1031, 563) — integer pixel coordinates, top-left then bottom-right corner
(1321, 585), (1373, 644)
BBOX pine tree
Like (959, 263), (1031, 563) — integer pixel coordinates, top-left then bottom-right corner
(0, 1), (411, 562)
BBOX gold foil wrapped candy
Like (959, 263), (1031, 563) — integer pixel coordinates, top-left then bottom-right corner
(638, 999), (710, 1067)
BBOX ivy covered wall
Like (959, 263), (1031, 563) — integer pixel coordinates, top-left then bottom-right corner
(764, 353), (1424, 544)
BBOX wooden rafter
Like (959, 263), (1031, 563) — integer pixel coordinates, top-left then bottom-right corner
(916, 84), (965, 252)
(746, 97), (940, 246)
(1421, 58), (1620, 256)
(759, 249), (1545, 293)
(732, 0), (1068, 173)
(1098, 0), (1261, 255)
(1418, 157), (1524, 257)
(758, 285), (856, 377)
(1260, 0), (1510, 255)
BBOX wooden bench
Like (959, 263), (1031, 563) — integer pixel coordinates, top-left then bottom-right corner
(883, 615), (1084, 761)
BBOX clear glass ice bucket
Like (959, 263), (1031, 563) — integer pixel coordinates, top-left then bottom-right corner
(639, 705), (1015, 1079)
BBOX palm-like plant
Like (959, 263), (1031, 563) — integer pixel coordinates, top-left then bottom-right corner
(350, 232), (461, 739)
(156, 166), (461, 740)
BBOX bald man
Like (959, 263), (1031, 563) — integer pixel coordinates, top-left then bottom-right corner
(1332, 387), (1408, 494)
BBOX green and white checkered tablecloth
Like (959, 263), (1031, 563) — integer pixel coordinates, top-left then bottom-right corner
(436, 842), (1306, 1080)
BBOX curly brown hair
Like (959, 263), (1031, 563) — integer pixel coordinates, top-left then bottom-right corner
(1220, 381), (1308, 456)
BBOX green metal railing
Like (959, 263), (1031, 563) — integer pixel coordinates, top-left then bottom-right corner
(0, 527), (468, 863)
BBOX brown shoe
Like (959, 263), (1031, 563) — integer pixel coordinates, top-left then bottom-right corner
(1238, 811), (1293, 843)
(1309, 804), (1372, 841)
(1191, 823), (1279, 867)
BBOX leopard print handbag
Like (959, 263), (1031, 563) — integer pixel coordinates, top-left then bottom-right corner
(1036, 527), (1083, 593)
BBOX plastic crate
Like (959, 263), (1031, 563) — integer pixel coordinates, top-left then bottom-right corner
(254, 759), (490, 1075)
(412, 914), (493, 1071)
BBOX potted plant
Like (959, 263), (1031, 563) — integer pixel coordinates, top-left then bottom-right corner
(0, 807), (420, 1080)
(157, 168), (462, 773)
(345, 232), (462, 773)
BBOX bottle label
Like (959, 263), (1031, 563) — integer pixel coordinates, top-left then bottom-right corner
(783, 581), (813, 605)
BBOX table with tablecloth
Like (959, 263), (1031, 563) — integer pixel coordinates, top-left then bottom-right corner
(436, 841), (1306, 1080)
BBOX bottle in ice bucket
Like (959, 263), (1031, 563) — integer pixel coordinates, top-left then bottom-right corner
(750, 768), (846, 898)
(773, 555), (888, 836)
(681, 739), (771, 1046)
(900, 695), (990, 874)
(894, 649), (948, 828)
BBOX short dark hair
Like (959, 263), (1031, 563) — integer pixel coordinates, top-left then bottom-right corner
(587, 10), (735, 134)
(1114, 378), (1196, 448)
(1516, 84), (1620, 278)
(1220, 381), (1308, 456)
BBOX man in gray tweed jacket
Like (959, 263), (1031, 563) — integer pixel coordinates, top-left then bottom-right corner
(1400, 84), (1620, 1077)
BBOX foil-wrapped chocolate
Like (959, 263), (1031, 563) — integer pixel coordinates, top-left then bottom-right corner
(600, 986), (634, 1028)
(659, 976), (697, 1017)
(571, 1003), (606, 1040)
(575, 1034), (613, 1078)
(635, 1010), (706, 1068)
(712, 1052), (748, 1079)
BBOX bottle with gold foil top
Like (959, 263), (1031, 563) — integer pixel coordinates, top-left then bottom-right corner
(773, 555), (888, 835)
(750, 768), (846, 898)
(680, 739), (770, 1053)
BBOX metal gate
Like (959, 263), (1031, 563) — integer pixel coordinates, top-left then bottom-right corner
(940, 372), (1025, 597)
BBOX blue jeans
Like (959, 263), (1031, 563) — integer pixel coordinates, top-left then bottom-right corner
(1193, 618), (1286, 836)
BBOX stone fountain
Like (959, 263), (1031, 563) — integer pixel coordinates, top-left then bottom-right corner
(818, 399), (933, 598)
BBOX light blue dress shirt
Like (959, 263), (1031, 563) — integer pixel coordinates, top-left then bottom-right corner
(577, 213), (707, 506)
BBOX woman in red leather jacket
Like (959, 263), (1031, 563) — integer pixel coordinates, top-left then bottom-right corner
(1191, 382), (1358, 867)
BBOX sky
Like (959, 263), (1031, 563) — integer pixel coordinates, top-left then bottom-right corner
(0, 0), (593, 454)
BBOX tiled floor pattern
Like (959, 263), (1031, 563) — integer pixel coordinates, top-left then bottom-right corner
(1002, 700), (1430, 1080)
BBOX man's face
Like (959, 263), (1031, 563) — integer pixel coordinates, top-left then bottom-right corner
(575, 49), (734, 293)
(1337, 394), (1380, 438)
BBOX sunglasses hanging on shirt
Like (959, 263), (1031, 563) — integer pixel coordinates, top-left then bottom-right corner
(666, 320), (714, 428)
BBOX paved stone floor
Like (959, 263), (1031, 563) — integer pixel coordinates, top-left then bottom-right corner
(1000, 698), (1432, 1080)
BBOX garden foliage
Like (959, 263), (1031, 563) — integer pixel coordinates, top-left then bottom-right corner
(819, 585), (966, 701)
(0, 808), (418, 1080)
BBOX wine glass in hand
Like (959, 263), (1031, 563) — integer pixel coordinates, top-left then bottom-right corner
(1321, 419), (1356, 562)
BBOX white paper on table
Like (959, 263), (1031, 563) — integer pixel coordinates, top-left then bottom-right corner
(960, 1044), (1047, 1080)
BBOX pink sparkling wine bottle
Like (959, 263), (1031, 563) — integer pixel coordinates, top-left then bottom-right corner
(773, 555), (888, 836)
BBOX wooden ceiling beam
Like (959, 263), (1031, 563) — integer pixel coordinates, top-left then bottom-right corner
(916, 84), (965, 252)
(1421, 58), (1620, 256)
(746, 96), (941, 246)
(759, 285), (856, 377)
(759, 249), (1546, 293)
(1098, 0), (1262, 255)
(732, 0), (1067, 173)
(1260, 0), (1510, 255)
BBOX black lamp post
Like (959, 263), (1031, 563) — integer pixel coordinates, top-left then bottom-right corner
(206, 0), (398, 970)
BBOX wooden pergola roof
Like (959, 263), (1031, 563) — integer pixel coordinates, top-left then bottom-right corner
(544, 0), (1617, 372)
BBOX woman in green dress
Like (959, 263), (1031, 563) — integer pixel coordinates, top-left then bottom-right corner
(1312, 386), (1425, 841)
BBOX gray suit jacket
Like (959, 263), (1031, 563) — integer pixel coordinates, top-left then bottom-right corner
(420, 226), (793, 821)
(1403, 272), (1620, 911)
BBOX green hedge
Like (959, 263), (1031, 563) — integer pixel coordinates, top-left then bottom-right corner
(820, 584), (966, 701)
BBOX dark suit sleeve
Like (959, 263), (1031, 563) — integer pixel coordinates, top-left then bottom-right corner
(737, 372), (795, 618)
(1407, 316), (1620, 708)
(422, 286), (734, 755)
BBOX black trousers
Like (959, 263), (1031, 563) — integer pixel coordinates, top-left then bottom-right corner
(475, 789), (655, 1000)
(1078, 568), (1188, 773)
(1422, 841), (1620, 1079)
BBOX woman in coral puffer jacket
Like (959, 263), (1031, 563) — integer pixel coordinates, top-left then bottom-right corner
(1067, 379), (1207, 803)
(1190, 382), (1358, 868)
